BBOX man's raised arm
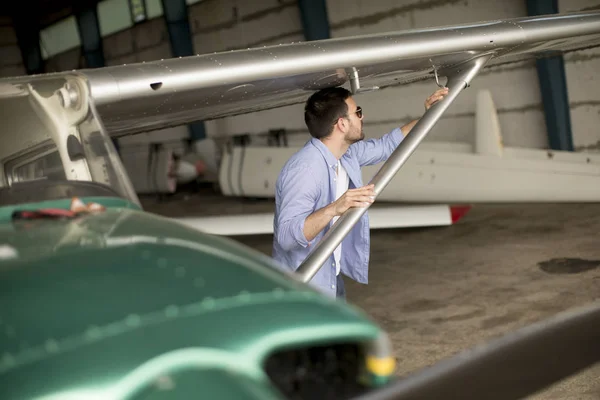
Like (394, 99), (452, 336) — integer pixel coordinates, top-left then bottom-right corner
(352, 87), (449, 166)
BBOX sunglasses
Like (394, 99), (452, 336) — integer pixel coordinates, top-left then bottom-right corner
(354, 106), (363, 119)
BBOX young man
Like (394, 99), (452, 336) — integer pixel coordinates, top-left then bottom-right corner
(272, 86), (449, 299)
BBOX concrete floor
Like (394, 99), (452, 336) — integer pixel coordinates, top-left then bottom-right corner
(141, 188), (600, 399)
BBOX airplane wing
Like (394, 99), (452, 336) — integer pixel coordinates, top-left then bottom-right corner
(74, 10), (600, 138)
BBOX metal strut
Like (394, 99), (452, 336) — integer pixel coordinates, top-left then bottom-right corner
(349, 67), (361, 94)
(348, 67), (379, 94)
(295, 54), (493, 283)
(352, 299), (600, 400)
(430, 58), (445, 88)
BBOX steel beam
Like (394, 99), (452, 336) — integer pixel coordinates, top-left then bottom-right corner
(295, 54), (493, 283)
(75, 5), (105, 69)
(161, 0), (206, 141)
(526, 0), (574, 151)
(298, 0), (331, 41)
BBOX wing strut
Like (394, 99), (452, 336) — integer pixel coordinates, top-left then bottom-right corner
(295, 53), (493, 282)
(351, 300), (600, 400)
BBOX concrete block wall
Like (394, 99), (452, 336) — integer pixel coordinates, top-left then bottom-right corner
(100, 0), (304, 65)
(559, 0), (600, 151)
(44, 47), (82, 72)
(103, 17), (171, 65)
(189, 0), (304, 53)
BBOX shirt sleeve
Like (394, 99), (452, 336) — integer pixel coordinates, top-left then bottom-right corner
(274, 162), (321, 251)
(350, 127), (405, 167)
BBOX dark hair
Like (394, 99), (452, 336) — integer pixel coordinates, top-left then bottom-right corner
(304, 87), (351, 139)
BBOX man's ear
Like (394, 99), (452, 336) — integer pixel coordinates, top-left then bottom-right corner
(336, 117), (348, 132)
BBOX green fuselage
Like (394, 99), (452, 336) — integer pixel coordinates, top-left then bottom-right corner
(0, 197), (388, 399)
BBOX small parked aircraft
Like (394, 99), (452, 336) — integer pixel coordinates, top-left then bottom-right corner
(0, 10), (599, 400)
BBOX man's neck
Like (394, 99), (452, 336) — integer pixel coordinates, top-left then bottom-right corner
(320, 137), (349, 160)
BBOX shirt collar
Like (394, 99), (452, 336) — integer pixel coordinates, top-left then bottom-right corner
(310, 137), (349, 170)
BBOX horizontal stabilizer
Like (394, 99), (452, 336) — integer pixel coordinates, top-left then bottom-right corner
(173, 205), (470, 236)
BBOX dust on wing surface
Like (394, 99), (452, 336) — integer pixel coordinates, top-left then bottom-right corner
(142, 188), (600, 399)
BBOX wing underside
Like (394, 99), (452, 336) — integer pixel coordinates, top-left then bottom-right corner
(68, 11), (600, 137)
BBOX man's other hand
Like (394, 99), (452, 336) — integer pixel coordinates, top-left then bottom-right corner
(424, 87), (449, 110)
(332, 184), (376, 216)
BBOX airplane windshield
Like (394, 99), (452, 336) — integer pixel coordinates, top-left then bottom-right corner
(0, 75), (140, 208)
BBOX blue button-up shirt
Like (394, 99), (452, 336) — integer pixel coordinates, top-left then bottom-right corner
(272, 128), (405, 297)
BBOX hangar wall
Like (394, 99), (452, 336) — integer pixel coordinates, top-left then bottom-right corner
(0, 0), (598, 152)
(561, 0), (600, 151)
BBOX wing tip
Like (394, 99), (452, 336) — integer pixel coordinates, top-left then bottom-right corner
(450, 205), (472, 223)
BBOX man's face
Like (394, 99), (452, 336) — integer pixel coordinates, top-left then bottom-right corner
(344, 97), (364, 144)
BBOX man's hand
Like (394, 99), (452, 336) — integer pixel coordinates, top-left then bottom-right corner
(401, 87), (451, 136)
(332, 184), (376, 216)
(303, 184), (376, 242)
(424, 87), (449, 110)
